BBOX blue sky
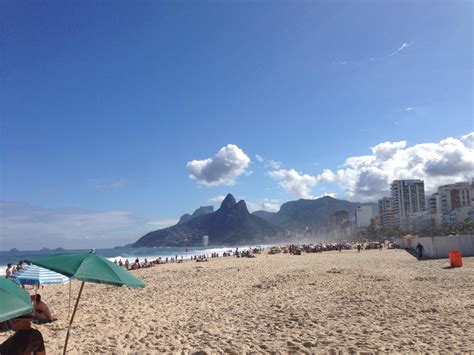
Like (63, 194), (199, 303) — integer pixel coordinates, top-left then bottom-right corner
(1, 0), (472, 249)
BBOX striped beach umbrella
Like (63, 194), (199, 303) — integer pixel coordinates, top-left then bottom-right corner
(11, 264), (70, 286)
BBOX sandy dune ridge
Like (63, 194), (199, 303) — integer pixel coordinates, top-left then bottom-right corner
(2, 249), (473, 353)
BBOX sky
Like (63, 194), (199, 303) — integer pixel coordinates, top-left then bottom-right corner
(1, 0), (473, 250)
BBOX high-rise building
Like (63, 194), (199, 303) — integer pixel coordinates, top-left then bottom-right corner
(390, 179), (426, 229)
(438, 181), (474, 214)
(378, 197), (394, 228)
(355, 205), (373, 228)
(329, 210), (351, 240)
(330, 210), (349, 229)
(437, 181), (474, 225)
(427, 193), (443, 228)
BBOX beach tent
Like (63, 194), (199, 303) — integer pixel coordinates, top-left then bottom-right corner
(10, 264), (70, 286)
(33, 252), (144, 354)
(0, 278), (33, 322)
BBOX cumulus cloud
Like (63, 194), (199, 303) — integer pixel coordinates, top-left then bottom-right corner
(267, 169), (318, 199)
(371, 141), (407, 161)
(0, 201), (149, 250)
(187, 145), (251, 187)
(268, 133), (474, 202)
(462, 132), (474, 149)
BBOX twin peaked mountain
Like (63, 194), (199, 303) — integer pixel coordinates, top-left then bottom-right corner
(133, 194), (276, 247)
(133, 193), (367, 247)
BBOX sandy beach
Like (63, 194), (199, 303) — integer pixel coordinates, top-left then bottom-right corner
(2, 248), (473, 353)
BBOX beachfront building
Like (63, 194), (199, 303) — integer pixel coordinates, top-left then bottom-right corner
(423, 181), (474, 226)
(427, 193), (443, 228)
(330, 210), (349, 229)
(329, 210), (351, 240)
(390, 179), (426, 230)
(378, 197), (395, 228)
(438, 181), (474, 211)
(442, 205), (474, 225)
(355, 205), (373, 228)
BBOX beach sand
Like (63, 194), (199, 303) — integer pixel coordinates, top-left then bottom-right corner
(2, 249), (473, 353)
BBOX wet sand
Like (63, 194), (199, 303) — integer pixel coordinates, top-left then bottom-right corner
(2, 249), (473, 353)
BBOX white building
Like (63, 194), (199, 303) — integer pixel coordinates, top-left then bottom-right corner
(391, 179), (426, 229)
(355, 205), (373, 228)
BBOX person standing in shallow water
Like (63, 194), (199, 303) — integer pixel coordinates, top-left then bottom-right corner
(416, 242), (424, 259)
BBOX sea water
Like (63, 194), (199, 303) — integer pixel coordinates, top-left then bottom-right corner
(0, 244), (267, 272)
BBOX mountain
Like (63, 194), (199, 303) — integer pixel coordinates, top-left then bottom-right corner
(178, 206), (214, 224)
(133, 194), (277, 247)
(255, 196), (365, 231)
(252, 210), (276, 222)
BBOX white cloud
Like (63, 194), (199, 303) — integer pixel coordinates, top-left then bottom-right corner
(208, 195), (226, 204)
(338, 41), (413, 65)
(390, 42), (412, 56)
(0, 201), (149, 250)
(268, 133), (474, 202)
(461, 132), (474, 149)
(147, 218), (179, 229)
(187, 144), (251, 187)
(260, 199), (281, 212)
(267, 160), (282, 169)
(314, 192), (337, 199)
(406, 107), (414, 111)
(371, 141), (407, 161)
(255, 154), (282, 169)
(245, 198), (280, 213)
(267, 169), (318, 199)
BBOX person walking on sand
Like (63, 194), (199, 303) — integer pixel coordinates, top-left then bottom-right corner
(416, 242), (424, 259)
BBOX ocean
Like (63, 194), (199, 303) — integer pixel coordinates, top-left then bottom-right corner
(0, 244), (266, 272)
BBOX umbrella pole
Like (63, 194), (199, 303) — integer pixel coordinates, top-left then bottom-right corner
(63, 280), (85, 355)
(68, 280), (71, 319)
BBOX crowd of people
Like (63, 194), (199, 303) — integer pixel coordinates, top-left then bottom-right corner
(5, 260), (27, 279)
(112, 248), (263, 270)
(268, 241), (390, 255)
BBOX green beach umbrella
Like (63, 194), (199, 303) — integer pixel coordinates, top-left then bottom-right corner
(32, 252), (144, 288)
(0, 278), (33, 322)
(33, 252), (145, 354)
